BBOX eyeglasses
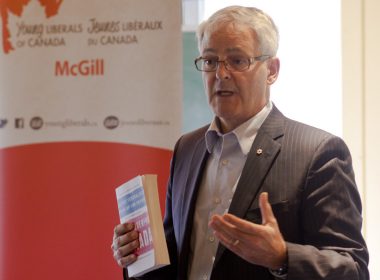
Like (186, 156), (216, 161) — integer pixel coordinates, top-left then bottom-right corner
(194, 55), (271, 72)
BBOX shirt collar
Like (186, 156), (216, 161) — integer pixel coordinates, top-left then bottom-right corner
(205, 101), (273, 155)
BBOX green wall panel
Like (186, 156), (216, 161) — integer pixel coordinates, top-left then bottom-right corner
(182, 31), (213, 133)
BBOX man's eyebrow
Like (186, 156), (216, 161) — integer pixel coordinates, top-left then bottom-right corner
(202, 48), (216, 54)
(202, 47), (247, 54)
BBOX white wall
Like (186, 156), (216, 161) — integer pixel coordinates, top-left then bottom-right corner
(342, 0), (379, 278)
(363, 0), (380, 277)
(203, 0), (343, 137)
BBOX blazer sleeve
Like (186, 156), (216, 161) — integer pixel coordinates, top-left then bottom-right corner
(286, 135), (369, 280)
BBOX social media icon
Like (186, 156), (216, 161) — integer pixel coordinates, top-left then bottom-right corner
(104, 116), (119, 129)
(30, 117), (44, 130)
(0, 119), (8, 128)
(15, 118), (24, 128)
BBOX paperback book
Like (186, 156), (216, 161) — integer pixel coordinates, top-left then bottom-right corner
(115, 174), (170, 277)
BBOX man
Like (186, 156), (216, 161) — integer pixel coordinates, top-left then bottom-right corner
(112, 6), (369, 280)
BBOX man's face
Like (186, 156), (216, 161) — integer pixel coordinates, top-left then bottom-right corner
(200, 23), (279, 133)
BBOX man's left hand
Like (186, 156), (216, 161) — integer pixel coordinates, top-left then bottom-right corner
(209, 192), (287, 270)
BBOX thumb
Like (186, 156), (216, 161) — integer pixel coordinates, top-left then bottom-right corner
(259, 192), (276, 225)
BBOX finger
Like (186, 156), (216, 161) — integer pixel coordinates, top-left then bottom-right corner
(211, 223), (245, 258)
(117, 253), (138, 268)
(112, 229), (139, 251)
(113, 223), (135, 249)
(114, 236), (140, 260)
(114, 222), (135, 238)
(259, 192), (276, 225)
(222, 214), (263, 235)
(213, 229), (239, 248)
(209, 215), (236, 234)
(209, 215), (238, 243)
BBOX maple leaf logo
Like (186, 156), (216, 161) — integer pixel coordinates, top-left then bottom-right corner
(0, 0), (63, 54)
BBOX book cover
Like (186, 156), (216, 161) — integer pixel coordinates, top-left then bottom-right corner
(115, 174), (170, 277)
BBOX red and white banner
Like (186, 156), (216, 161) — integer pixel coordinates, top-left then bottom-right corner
(0, 0), (182, 279)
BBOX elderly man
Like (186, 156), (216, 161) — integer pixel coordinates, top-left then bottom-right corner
(112, 6), (369, 280)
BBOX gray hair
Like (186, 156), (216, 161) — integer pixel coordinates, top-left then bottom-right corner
(196, 6), (279, 56)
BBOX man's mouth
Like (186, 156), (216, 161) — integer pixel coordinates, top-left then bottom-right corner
(216, 90), (234, 97)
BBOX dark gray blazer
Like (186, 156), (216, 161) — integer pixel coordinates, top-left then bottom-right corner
(130, 105), (369, 280)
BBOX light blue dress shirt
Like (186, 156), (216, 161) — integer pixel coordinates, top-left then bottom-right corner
(187, 102), (273, 280)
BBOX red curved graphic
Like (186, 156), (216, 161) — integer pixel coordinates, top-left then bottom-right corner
(0, 141), (172, 280)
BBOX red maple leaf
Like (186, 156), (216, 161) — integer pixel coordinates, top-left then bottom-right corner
(0, 0), (63, 54)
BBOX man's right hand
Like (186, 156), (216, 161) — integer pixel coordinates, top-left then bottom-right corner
(112, 223), (140, 268)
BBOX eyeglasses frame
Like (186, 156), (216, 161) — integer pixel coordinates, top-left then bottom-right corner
(194, 55), (272, 72)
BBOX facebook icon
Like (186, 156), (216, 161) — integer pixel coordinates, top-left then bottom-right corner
(15, 118), (24, 128)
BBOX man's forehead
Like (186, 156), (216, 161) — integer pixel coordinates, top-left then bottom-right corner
(200, 23), (258, 53)
(200, 36), (259, 55)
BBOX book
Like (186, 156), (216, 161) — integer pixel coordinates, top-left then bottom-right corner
(115, 174), (170, 277)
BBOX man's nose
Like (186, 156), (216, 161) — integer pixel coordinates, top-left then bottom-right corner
(215, 61), (231, 80)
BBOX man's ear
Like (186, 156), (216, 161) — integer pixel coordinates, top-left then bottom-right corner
(266, 57), (280, 85)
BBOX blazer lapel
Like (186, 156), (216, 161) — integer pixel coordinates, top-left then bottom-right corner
(213, 105), (285, 265)
(177, 135), (209, 277)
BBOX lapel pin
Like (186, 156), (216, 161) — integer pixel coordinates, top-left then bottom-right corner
(256, 148), (263, 155)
